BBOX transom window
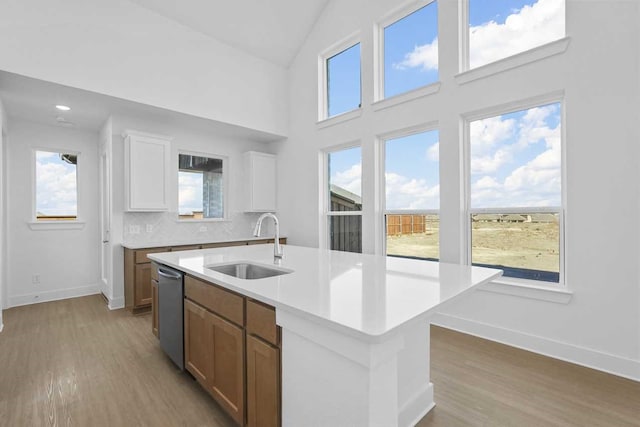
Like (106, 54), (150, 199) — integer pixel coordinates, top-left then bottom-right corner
(382, 1), (439, 98)
(325, 146), (362, 253)
(467, 0), (565, 69)
(322, 40), (361, 119)
(35, 150), (78, 221)
(383, 129), (440, 260)
(178, 153), (225, 220)
(467, 101), (563, 282)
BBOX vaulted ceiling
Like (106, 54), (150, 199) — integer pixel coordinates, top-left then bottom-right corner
(128, 0), (330, 67)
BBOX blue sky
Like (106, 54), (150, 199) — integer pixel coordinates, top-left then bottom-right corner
(36, 151), (77, 216)
(327, 0), (564, 210)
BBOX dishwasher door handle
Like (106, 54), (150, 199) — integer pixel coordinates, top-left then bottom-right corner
(158, 268), (182, 280)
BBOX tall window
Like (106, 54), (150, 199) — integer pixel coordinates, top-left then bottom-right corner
(178, 153), (225, 220)
(468, 0), (565, 69)
(468, 102), (562, 282)
(384, 130), (439, 260)
(326, 146), (362, 253)
(382, 1), (438, 98)
(35, 150), (78, 220)
(324, 42), (361, 118)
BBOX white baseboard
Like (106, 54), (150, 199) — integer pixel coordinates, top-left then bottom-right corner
(108, 296), (125, 310)
(432, 312), (640, 382)
(0, 321), (3, 333)
(8, 284), (100, 308)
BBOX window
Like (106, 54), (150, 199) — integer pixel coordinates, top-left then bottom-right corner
(35, 150), (78, 221)
(384, 129), (439, 260)
(178, 153), (225, 220)
(323, 41), (361, 119)
(326, 146), (362, 253)
(382, 1), (438, 98)
(467, 0), (565, 69)
(467, 101), (562, 283)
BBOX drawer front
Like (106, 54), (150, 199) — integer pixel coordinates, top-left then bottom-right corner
(135, 247), (170, 264)
(202, 241), (248, 249)
(185, 276), (244, 326)
(246, 299), (279, 346)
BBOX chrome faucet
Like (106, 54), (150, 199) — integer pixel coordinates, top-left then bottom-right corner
(253, 213), (283, 259)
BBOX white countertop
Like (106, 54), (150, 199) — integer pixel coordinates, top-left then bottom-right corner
(122, 236), (282, 250)
(148, 244), (502, 342)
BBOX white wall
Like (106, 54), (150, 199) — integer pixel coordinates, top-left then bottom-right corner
(0, 0), (288, 137)
(109, 113), (278, 304)
(6, 120), (101, 306)
(278, 0), (640, 379)
(0, 99), (6, 330)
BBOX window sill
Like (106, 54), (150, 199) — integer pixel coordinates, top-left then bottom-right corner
(29, 221), (86, 231)
(176, 218), (230, 223)
(372, 82), (441, 112)
(479, 278), (573, 304)
(317, 108), (362, 129)
(455, 37), (571, 85)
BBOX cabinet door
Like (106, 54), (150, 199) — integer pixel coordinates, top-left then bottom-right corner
(125, 132), (171, 211)
(244, 151), (276, 212)
(184, 299), (211, 385)
(151, 280), (159, 337)
(209, 312), (245, 426)
(134, 264), (153, 307)
(246, 334), (280, 427)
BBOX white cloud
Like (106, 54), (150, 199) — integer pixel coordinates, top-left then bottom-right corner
(426, 142), (439, 162)
(470, 116), (516, 156)
(469, 0), (565, 68)
(36, 161), (77, 215)
(471, 148), (511, 174)
(178, 172), (203, 213)
(385, 172), (439, 210)
(393, 37), (438, 72)
(331, 163), (362, 197)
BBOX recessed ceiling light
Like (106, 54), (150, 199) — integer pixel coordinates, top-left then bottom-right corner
(55, 105), (71, 111)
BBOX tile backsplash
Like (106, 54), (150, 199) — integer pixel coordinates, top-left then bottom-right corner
(123, 211), (274, 245)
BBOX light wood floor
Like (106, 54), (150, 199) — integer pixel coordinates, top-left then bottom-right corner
(0, 295), (638, 427)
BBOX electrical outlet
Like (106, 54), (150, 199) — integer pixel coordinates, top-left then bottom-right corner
(146, 224), (153, 233)
(32, 274), (40, 284)
(199, 226), (207, 232)
(129, 225), (141, 234)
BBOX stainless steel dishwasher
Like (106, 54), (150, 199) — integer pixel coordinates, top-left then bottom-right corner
(158, 266), (184, 370)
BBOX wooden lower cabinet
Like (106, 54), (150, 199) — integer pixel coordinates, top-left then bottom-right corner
(184, 298), (245, 426)
(246, 334), (280, 427)
(134, 263), (153, 307)
(151, 280), (159, 337)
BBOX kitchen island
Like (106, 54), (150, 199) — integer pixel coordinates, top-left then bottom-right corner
(149, 244), (501, 427)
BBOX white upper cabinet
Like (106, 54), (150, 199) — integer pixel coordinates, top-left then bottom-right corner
(124, 130), (172, 211)
(244, 151), (277, 212)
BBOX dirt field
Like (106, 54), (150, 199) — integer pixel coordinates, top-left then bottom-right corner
(386, 220), (559, 273)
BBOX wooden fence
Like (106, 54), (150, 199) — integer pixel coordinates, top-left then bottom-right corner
(386, 214), (436, 236)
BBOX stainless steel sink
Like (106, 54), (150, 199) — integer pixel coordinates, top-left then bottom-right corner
(205, 262), (292, 280)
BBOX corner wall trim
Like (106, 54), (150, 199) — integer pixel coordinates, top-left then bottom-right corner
(431, 312), (640, 382)
(8, 284), (100, 308)
(108, 296), (125, 310)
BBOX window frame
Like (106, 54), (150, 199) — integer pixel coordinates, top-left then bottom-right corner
(318, 32), (362, 123)
(378, 123), (440, 259)
(320, 142), (363, 252)
(30, 147), (84, 230)
(176, 149), (229, 223)
(374, 0), (439, 103)
(462, 93), (566, 286)
(459, 0), (567, 74)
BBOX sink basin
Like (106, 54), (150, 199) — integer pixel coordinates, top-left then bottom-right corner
(205, 262), (292, 280)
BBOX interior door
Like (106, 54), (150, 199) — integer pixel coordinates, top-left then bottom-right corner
(100, 151), (111, 297)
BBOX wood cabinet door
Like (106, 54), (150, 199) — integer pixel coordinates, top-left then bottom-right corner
(209, 312), (245, 426)
(246, 334), (280, 427)
(184, 299), (211, 385)
(151, 280), (159, 337)
(134, 264), (153, 307)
